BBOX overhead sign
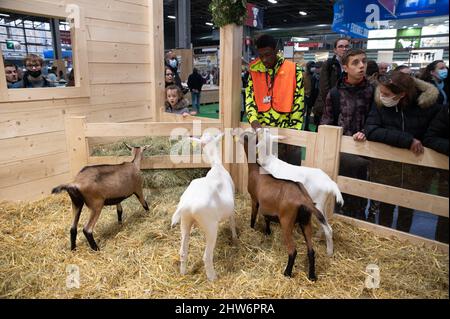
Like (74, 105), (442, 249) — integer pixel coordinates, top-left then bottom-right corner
(245, 3), (264, 29)
(332, 0), (449, 37)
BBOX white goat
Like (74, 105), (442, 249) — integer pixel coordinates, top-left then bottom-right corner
(256, 128), (343, 256)
(171, 132), (237, 281)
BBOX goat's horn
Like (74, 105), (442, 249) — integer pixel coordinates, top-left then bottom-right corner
(123, 142), (133, 150)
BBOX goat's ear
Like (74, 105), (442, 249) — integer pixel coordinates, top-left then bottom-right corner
(213, 132), (225, 143)
(142, 144), (151, 151)
(123, 142), (132, 150)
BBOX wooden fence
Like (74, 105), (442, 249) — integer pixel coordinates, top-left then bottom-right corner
(65, 116), (449, 253)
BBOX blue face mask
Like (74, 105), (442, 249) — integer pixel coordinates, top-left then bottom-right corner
(437, 69), (448, 80)
(169, 59), (178, 68)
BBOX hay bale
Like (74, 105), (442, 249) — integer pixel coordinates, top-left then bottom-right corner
(0, 188), (448, 299)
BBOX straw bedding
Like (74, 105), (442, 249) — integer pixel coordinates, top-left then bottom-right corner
(0, 138), (447, 298)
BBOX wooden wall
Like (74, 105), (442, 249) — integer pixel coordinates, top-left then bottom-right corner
(0, 0), (163, 201)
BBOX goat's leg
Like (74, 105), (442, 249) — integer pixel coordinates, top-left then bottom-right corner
(251, 200), (259, 229)
(202, 221), (219, 281)
(264, 216), (272, 235)
(300, 222), (317, 281)
(83, 202), (103, 251)
(70, 201), (84, 251)
(229, 214), (238, 243)
(280, 215), (297, 277)
(179, 217), (193, 275)
(116, 203), (123, 224)
(134, 188), (149, 211)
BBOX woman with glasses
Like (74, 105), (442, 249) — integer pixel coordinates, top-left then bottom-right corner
(365, 71), (441, 233)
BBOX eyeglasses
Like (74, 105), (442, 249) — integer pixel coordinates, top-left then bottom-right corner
(26, 63), (41, 68)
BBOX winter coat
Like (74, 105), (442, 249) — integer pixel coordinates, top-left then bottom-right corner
(165, 98), (190, 114)
(313, 56), (342, 117)
(365, 78), (441, 149)
(187, 72), (204, 92)
(320, 77), (374, 136)
(423, 105), (449, 156)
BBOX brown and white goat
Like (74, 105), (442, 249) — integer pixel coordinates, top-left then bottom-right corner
(52, 143), (150, 251)
(240, 131), (327, 280)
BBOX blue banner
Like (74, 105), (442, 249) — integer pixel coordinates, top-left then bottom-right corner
(332, 0), (449, 37)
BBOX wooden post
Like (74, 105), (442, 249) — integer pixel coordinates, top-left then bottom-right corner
(148, 0), (165, 122)
(314, 125), (343, 219)
(219, 24), (243, 191)
(65, 116), (89, 178)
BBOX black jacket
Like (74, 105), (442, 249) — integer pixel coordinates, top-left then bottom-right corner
(423, 105), (449, 155)
(187, 72), (204, 92)
(365, 81), (441, 149)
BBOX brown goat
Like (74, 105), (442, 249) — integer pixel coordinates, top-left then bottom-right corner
(52, 143), (150, 251)
(241, 131), (327, 280)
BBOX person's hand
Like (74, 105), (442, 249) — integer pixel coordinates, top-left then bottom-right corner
(182, 112), (190, 117)
(251, 120), (262, 131)
(353, 131), (366, 142)
(410, 138), (424, 155)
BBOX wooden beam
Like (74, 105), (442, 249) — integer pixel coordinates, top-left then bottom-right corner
(148, 0), (165, 122)
(337, 175), (449, 218)
(84, 121), (223, 137)
(334, 214), (449, 254)
(65, 116), (89, 178)
(88, 155), (210, 169)
(220, 24), (243, 191)
(341, 136), (449, 170)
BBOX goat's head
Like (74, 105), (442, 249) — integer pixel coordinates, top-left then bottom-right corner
(255, 128), (285, 164)
(188, 132), (224, 164)
(123, 142), (150, 165)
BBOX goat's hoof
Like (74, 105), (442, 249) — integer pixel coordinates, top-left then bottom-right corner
(308, 274), (317, 281)
(283, 270), (293, 277)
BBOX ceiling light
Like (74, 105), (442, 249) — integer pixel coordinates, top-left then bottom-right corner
(268, 0), (278, 4)
(205, 22), (213, 26)
(413, 23), (419, 26)
(445, 20), (449, 23)
(0, 13), (10, 17)
(299, 11), (307, 16)
(167, 15), (176, 19)
(429, 23), (434, 26)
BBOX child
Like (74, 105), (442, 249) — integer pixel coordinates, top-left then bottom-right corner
(165, 85), (191, 117)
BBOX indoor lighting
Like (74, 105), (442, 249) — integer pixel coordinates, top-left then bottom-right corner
(299, 11), (307, 16)
(413, 23), (419, 26)
(167, 15), (176, 19)
(205, 22), (213, 26)
(0, 13), (10, 17)
(268, 0), (278, 4)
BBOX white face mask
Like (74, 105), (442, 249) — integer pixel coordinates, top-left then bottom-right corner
(380, 94), (400, 107)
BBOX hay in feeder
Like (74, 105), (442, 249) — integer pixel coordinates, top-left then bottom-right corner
(0, 187), (448, 299)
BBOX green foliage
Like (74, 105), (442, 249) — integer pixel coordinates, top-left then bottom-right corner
(209, 0), (248, 28)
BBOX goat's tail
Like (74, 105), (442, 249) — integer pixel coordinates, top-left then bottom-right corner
(52, 184), (84, 206)
(302, 203), (334, 257)
(330, 181), (344, 207)
(171, 206), (183, 227)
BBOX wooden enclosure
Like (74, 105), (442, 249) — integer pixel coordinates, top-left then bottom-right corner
(0, 1), (448, 255)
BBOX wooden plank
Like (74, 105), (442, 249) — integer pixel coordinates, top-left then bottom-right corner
(89, 83), (150, 105)
(65, 116), (89, 178)
(0, 98), (90, 114)
(337, 175), (449, 218)
(0, 173), (71, 202)
(147, 0), (165, 122)
(220, 24), (243, 191)
(0, 46), (8, 100)
(87, 41), (150, 63)
(85, 121), (223, 137)
(159, 111), (220, 123)
(172, 49), (193, 82)
(88, 155), (210, 169)
(0, 0), (66, 18)
(341, 136), (449, 170)
(85, 17), (148, 32)
(86, 25), (149, 44)
(333, 214), (449, 254)
(89, 63), (151, 84)
(0, 131), (67, 164)
(0, 152), (69, 188)
(0, 109), (66, 139)
(6, 86), (90, 102)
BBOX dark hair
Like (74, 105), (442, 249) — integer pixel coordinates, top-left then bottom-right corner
(379, 71), (417, 108)
(334, 37), (350, 48)
(4, 62), (18, 70)
(394, 65), (410, 72)
(366, 60), (379, 76)
(255, 34), (277, 50)
(420, 60), (445, 82)
(341, 49), (366, 66)
(24, 54), (44, 67)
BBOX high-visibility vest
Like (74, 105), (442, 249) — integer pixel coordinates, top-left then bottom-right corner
(249, 59), (297, 113)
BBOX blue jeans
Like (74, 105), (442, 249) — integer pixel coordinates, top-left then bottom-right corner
(191, 91), (201, 112)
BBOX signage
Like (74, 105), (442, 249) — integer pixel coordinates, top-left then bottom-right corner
(245, 3), (264, 29)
